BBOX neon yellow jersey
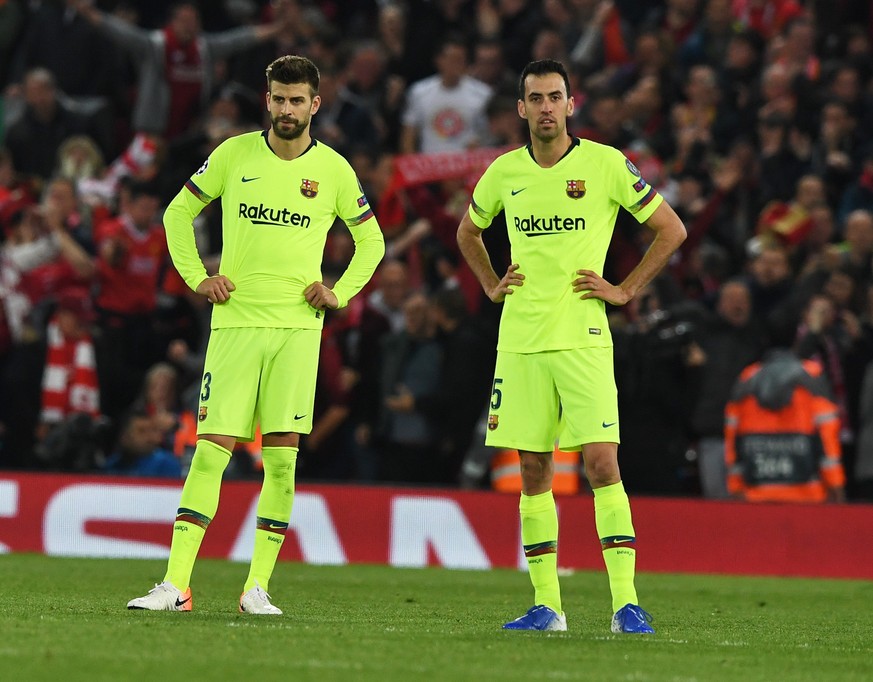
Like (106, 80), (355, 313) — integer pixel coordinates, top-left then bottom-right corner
(468, 138), (663, 353)
(165, 131), (382, 329)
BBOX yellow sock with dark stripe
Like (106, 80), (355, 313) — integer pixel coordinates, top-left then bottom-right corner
(593, 481), (638, 612)
(244, 446), (297, 592)
(520, 490), (561, 614)
(164, 440), (231, 590)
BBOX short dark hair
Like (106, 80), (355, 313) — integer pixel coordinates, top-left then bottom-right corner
(266, 55), (320, 96)
(518, 59), (571, 100)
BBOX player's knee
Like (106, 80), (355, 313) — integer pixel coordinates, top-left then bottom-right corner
(189, 447), (230, 478)
(520, 454), (552, 489)
(261, 448), (296, 479)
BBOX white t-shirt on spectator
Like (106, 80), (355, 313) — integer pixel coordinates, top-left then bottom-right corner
(402, 75), (493, 153)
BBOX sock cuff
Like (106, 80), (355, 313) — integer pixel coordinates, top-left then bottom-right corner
(593, 481), (627, 507)
(198, 439), (232, 459)
(261, 446), (299, 464)
(520, 490), (555, 513)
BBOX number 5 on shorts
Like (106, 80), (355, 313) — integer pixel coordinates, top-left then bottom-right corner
(491, 378), (503, 410)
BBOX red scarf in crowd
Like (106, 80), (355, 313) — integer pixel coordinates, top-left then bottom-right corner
(163, 27), (203, 139)
(40, 317), (100, 423)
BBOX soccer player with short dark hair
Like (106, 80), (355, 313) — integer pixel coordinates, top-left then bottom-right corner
(457, 59), (686, 633)
(127, 54), (385, 614)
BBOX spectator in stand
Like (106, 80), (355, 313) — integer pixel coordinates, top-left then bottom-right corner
(75, 0), (283, 140)
(717, 28), (765, 136)
(92, 178), (178, 425)
(5, 68), (109, 182)
(643, 0), (701, 55)
(376, 2), (408, 80)
(344, 41), (405, 150)
(418, 288), (496, 484)
(679, 0), (734, 70)
(571, 89), (633, 149)
(8, 0), (121, 99)
(795, 293), (854, 446)
(103, 410), (182, 478)
(130, 361), (182, 452)
(671, 64), (737, 167)
(400, 35), (493, 154)
(309, 64), (381, 158)
(374, 291), (442, 483)
(40, 176), (95, 256)
(744, 240), (797, 343)
(838, 150), (873, 224)
(469, 39), (517, 97)
(347, 259), (410, 478)
(298, 311), (357, 481)
(33, 289), (105, 472)
(809, 100), (861, 208)
(569, 0), (633, 80)
(732, 0), (804, 41)
(774, 16), (820, 83)
(622, 74), (674, 161)
(0, 202), (95, 344)
(686, 278), (767, 497)
(756, 174), (824, 251)
(609, 281), (697, 495)
(725, 347), (845, 503)
(833, 209), (873, 282)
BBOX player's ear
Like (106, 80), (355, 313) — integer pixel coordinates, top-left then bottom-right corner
(567, 95), (575, 118)
(517, 98), (526, 119)
(310, 94), (321, 116)
(265, 90), (271, 112)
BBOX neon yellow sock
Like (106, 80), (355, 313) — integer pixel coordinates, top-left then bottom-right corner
(520, 490), (561, 614)
(593, 481), (638, 612)
(164, 440), (231, 590)
(243, 446), (297, 593)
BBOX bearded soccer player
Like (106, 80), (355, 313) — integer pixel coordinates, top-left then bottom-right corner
(127, 55), (385, 614)
(457, 59), (686, 633)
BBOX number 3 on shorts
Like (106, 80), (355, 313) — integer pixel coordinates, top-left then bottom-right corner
(200, 371), (212, 402)
(491, 377), (503, 410)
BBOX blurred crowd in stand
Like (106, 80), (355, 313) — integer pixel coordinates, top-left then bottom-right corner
(1, 0), (873, 502)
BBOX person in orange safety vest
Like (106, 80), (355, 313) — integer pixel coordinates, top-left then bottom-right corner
(725, 349), (845, 502)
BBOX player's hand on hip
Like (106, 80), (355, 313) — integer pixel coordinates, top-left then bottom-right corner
(197, 275), (236, 304)
(304, 281), (339, 310)
(573, 269), (629, 306)
(488, 263), (524, 302)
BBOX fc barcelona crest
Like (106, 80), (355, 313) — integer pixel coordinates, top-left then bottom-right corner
(566, 180), (586, 199)
(198, 406), (208, 422)
(300, 178), (319, 198)
(488, 414), (499, 431)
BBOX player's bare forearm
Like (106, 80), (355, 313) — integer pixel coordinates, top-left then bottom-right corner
(457, 213), (523, 302)
(575, 200), (686, 305)
(304, 281), (339, 310)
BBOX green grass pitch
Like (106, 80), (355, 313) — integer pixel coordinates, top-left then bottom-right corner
(0, 554), (870, 682)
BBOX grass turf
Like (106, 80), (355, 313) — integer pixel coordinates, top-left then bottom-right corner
(0, 554), (869, 682)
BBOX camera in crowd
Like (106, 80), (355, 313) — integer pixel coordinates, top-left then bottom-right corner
(629, 291), (697, 359)
(33, 414), (114, 472)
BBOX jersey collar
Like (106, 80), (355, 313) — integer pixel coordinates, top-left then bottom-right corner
(526, 136), (579, 166)
(261, 129), (317, 159)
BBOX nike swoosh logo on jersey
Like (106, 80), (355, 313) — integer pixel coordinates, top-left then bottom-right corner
(511, 188), (526, 195)
(241, 176), (260, 183)
(602, 421), (616, 428)
(294, 414), (307, 420)
(175, 596), (191, 607)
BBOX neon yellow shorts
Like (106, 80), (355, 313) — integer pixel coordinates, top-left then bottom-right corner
(195, 327), (320, 441)
(484, 346), (619, 452)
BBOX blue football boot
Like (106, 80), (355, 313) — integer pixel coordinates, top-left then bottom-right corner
(503, 605), (567, 631)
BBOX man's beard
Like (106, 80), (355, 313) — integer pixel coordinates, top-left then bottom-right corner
(271, 114), (309, 140)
